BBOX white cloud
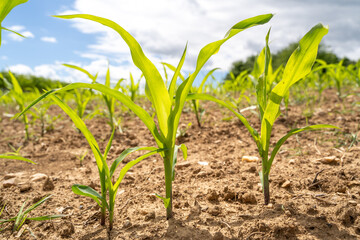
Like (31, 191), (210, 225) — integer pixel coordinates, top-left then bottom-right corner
(8, 64), (34, 75)
(41, 37), (57, 43)
(55, 0), (360, 76)
(7, 25), (35, 42)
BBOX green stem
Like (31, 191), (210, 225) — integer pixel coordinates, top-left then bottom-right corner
(108, 191), (114, 230)
(100, 174), (107, 226)
(263, 172), (270, 205)
(191, 99), (201, 128)
(164, 151), (173, 219)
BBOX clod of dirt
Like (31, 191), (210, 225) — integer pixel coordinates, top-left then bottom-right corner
(43, 177), (55, 191)
(209, 206), (222, 216)
(176, 162), (191, 169)
(207, 190), (220, 202)
(19, 183), (32, 193)
(319, 156), (339, 164)
(2, 178), (16, 188)
(223, 190), (236, 201)
(241, 192), (257, 204)
(336, 205), (358, 226)
(212, 231), (224, 240)
(144, 211), (155, 221)
(59, 221), (75, 238)
(247, 166), (257, 173)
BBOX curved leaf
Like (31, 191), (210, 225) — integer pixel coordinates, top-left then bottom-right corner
(72, 184), (105, 208)
(267, 124), (339, 173)
(54, 14), (171, 137)
(0, 155), (35, 164)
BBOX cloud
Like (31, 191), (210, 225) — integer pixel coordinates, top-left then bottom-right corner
(7, 25), (35, 42)
(41, 37), (57, 43)
(55, 0), (359, 76)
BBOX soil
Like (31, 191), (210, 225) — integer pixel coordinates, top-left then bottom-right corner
(0, 89), (360, 240)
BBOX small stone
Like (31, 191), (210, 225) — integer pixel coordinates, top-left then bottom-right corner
(3, 178), (16, 188)
(247, 166), (257, 173)
(319, 156), (338, 164)
(281, 180), (291, 188)
(30, 173), (47, 182)
(213, 231), (224, 240)
(43, 177), (55, 191)
(242, 156), (259, 162)
(123, 220), (132, 228)
(242, 193), (257, 204)
(289, 159), (296, 164)
(348, 200), (357, 206)
(144, 211), (155, 221)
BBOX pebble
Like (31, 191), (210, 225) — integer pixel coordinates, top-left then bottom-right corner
(30, 173), (48, 182)
(176, 162), (191, 169)
(289, 159), (296, 164)
(281, 180), (291, 188)
(144, 211), (155, 221)
(242, 156), (259, 162)
(123, 220), (132, 228)
(319, 156), (338, 164)
(207, 190), (219, 202)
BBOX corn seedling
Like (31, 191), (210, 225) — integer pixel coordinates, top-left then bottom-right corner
(188, 24), (338, 205)
(1, 71), (30, 140)
(128, 73), (142, 102)
(0, 0), (28, 47)
(0, 195), (63, 233)
(20, 13), (273, 219)
(0, 144), (35, 164)
(20, 93), (164, 229)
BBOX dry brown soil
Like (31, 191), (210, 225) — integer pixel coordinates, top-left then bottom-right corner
(0, 89), (360, 239)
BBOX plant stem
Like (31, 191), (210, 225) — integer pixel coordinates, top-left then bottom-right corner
(164, 152), (173, 219)
(263, 172), (270, 205)
(108, 191), (114, 230)
(191, 99), (201, 128)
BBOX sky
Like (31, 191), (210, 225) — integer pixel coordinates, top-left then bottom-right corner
(1, 0), (360, 86)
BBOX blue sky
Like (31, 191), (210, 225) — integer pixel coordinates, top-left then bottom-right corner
(1, 0), (360, 86)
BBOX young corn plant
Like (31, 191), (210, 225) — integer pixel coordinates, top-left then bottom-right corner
(1, 71), (30, 140)
(0, 195), (63, 233)
(187, 24), (338, 205)
(21, 13), (273, 219)
(20, 94), (163, 230)
(0, 0), (28, 47)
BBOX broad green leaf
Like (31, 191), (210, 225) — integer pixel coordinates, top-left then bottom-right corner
(170, 14), (273, 147)
(0, 155), (35, 164)
(0, 0), (28, 47)
(18, 83), (165, 147)
(72, 184), (105, 208)
(55, 14), (171, 138)
(260, 24), (328, 154)
(267, 124), (339, 172)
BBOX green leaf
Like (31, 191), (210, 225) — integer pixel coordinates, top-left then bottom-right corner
(22, 195), (52, 216)
(154, 194), (170, 209)
(113, 148), (165, 192)
(267, 124), (338, 173)
(62, 63), (97, 82)
(110, 146), (158, 177)
(170, 14), (273, 147)
(55, 14), (171, 138)
(167, 44), (187, 100)
(186, 93), (259, 146)
(0, 0), (28, 47)
(0, 155), (35, 164)
(72, 184), (105, 208)
(14, 200), (26, 231)
(27, 215), (64, 221)
(260, 24), (328, 154)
